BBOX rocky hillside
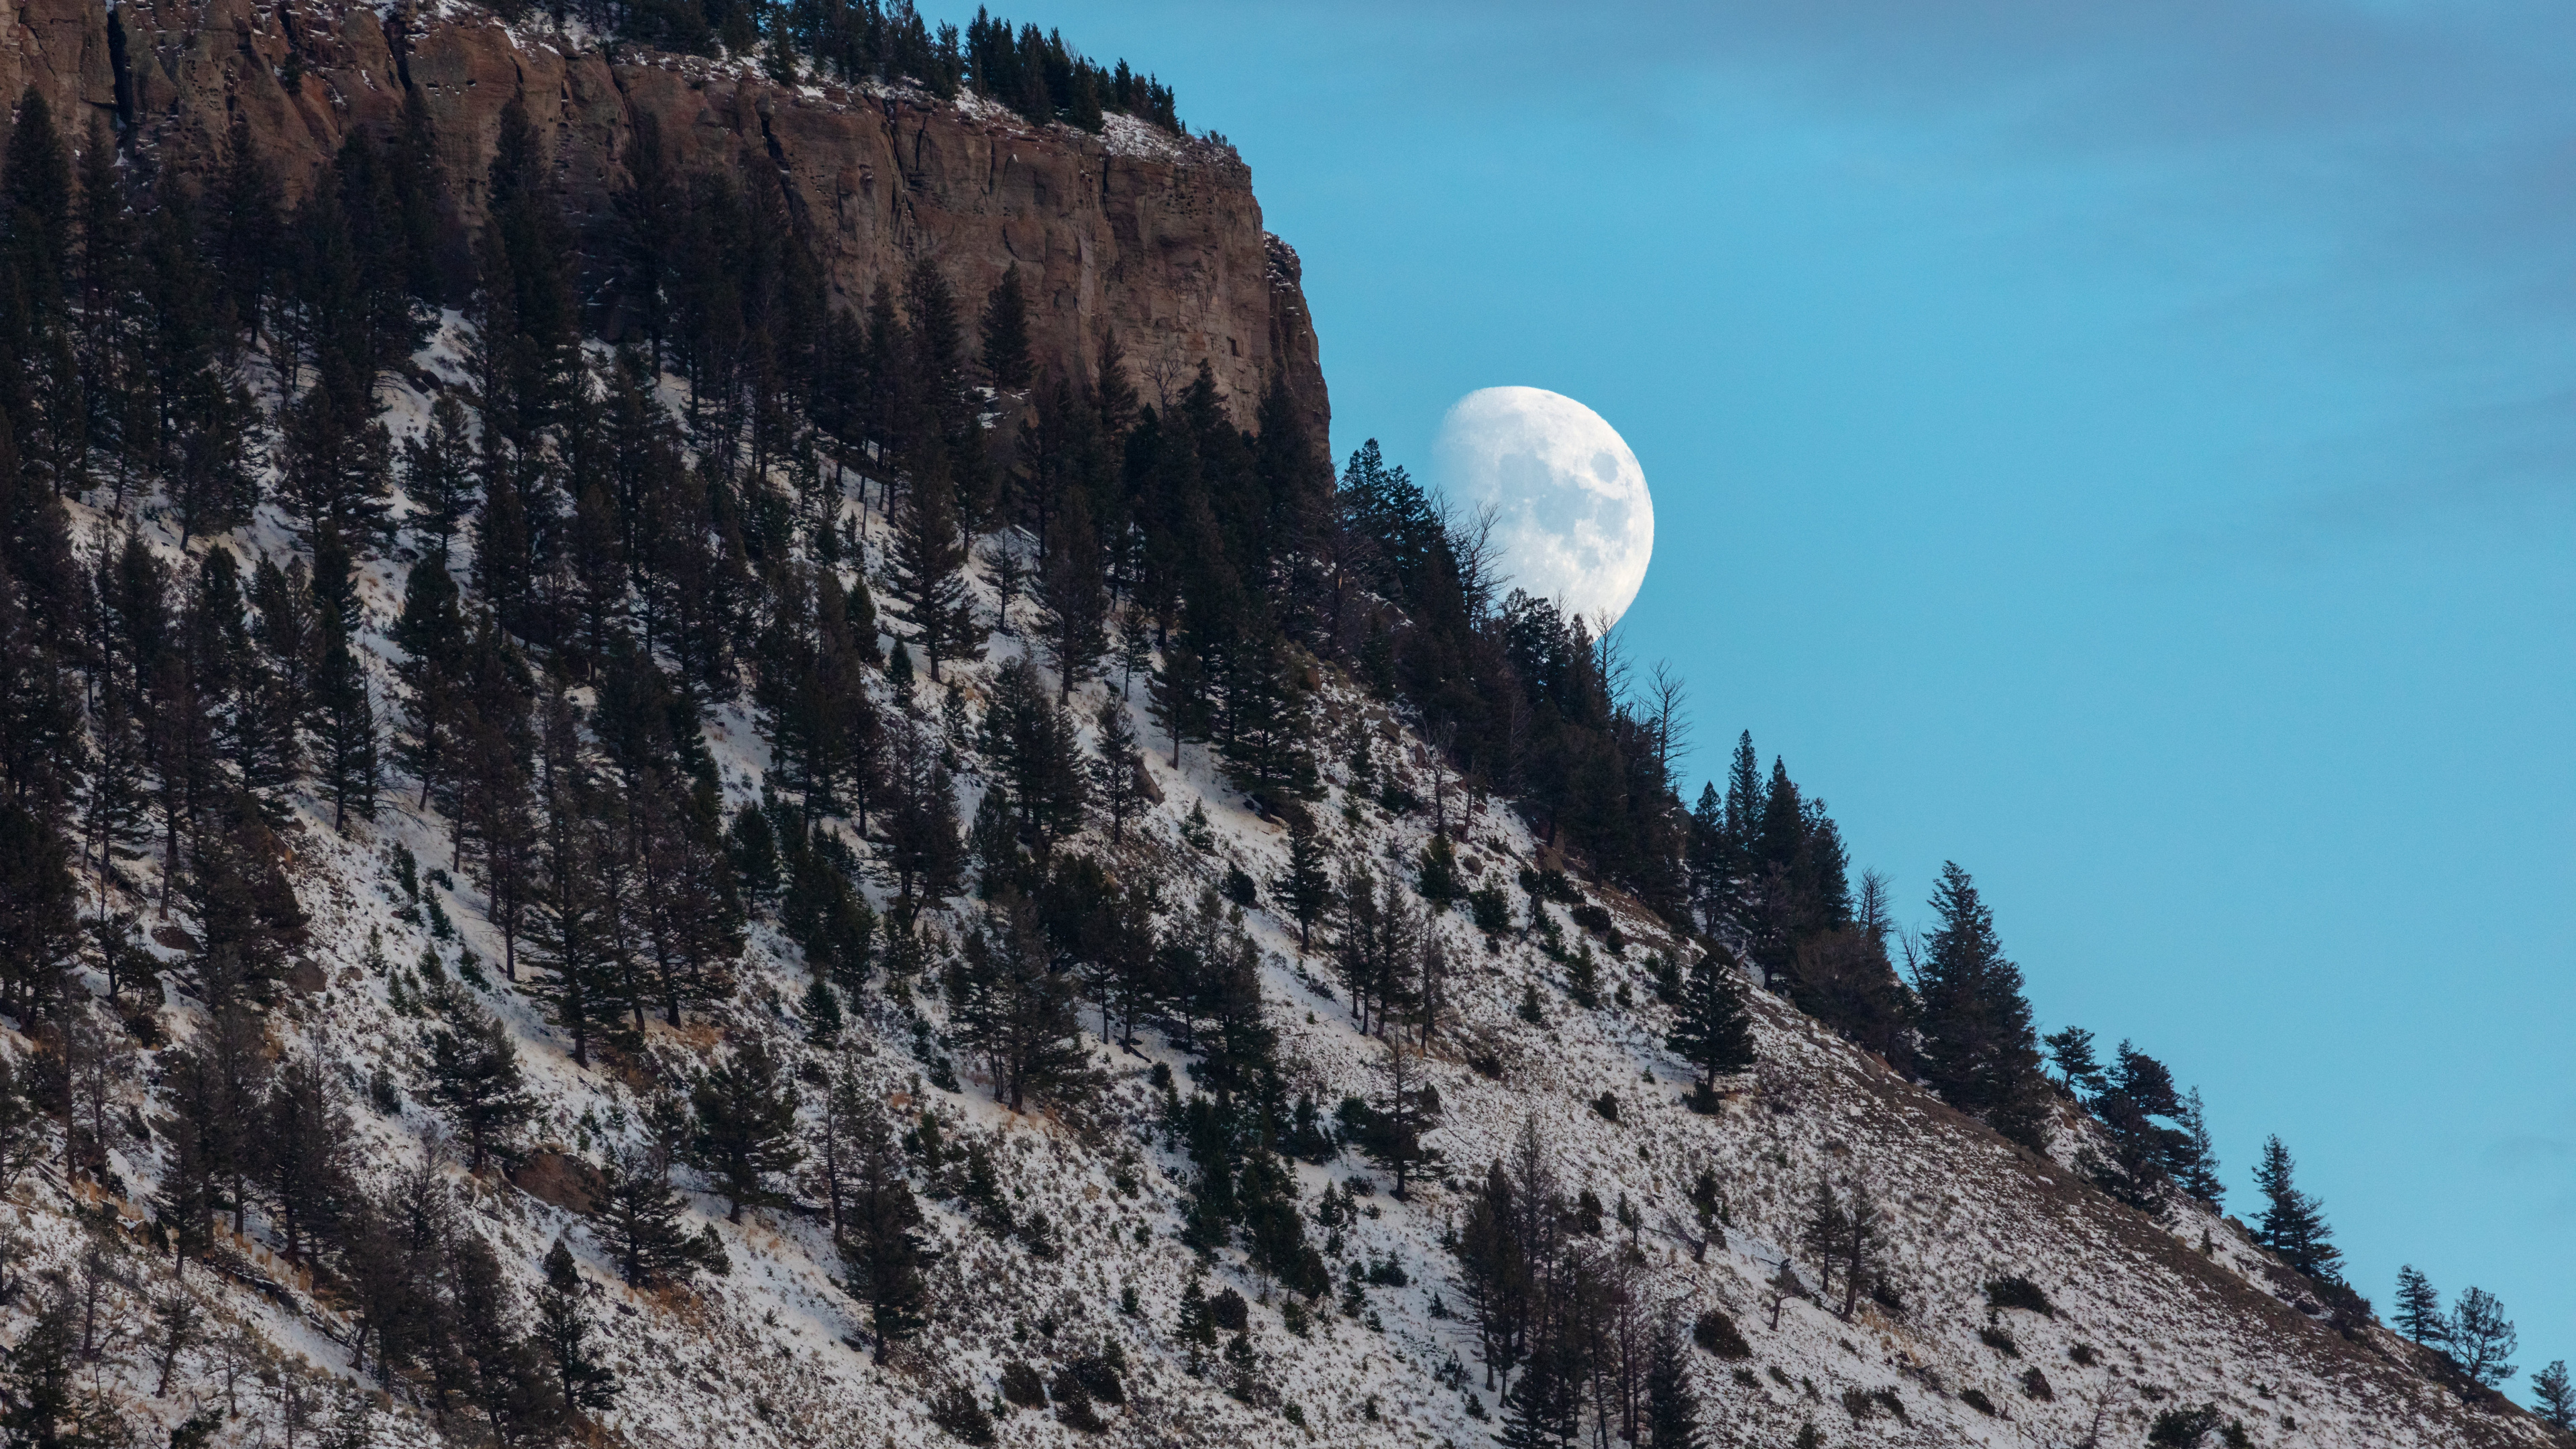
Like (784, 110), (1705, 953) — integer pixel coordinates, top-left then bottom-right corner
(5, 320), (2549, 1448)
(0, 0), (1326, 436)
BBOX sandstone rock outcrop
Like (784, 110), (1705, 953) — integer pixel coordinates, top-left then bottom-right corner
(1, 0), (1326, 435)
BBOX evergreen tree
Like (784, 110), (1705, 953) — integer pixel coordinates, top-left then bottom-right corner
(2530, 1360), (2573, 1431)
(838, 1098), (930, 1359)
(534, 1239), (616, 1414)
(2042, 1026), (2104, 1092)
(1911, 863), (2049, 1150)
(884, 451), (978, 680)
(979, 264), (1032, 391)
(586, 1144), (707, 1287)
(256, 1054), (352, 1266)
(1350, 1036), (1442, 1199)
(1642, 1314), (1704, 1449)
(308, 547), (378, 829)
(425, 1004), (537, 1170)
(691, 1041), (802, 1222)
(1036, 498), (1107, 698)
(1, 90), (76, 482)
(402, 392), (476, 560)
(2249, 1134), (2341, 1283)
(2394, 1265), (2447, 1346)
(946, 896), (1089, 1112)
(1666, 950), (1756, 1108)
(1087, 698), (1146, 843)
(2448, 1287), (2518, 1390)
(1276, 811), (1333, 951)
(1146, 631), (1208, 767)
(527, 692), (614, 1067)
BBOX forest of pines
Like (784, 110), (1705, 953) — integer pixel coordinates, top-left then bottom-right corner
(0, 9), (2553, 1442)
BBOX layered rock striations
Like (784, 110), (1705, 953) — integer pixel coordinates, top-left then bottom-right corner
(1, 0), (1326, 433)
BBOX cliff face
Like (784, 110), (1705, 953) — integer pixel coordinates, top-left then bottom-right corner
(0, 0), (1327, 437)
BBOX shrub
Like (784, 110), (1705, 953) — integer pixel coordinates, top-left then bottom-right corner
(927, 1383), (996, 1445)
(1210, 1287), (1249, 1332)
(1984, 1275), (2055, 1318)
(1063, 1346), (1126, 1405)
(2068, 1343), (2098, 1366)
(999, 1360), (1046, 1409)
(1960, 1387), (1998, 1416)
(1694, 1309), (1752, 1359)
(2147, 1405), (2229, 1448)
(2021, 1367), (2054, 1401)
(1053, 1378), (1106, 1433)
(1978, 1324), (2020, 1358)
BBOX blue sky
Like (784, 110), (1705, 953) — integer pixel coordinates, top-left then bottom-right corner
(944, 0), (2576, 1380)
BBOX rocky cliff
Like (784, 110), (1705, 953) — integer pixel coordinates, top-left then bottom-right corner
(0, 0), (1326, 434)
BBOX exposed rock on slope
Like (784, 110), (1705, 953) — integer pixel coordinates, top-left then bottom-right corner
(0, 0), (1326, 435)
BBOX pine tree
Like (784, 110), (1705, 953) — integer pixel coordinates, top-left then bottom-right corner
(884, 452), (978, 680)
(1087, 698), (1146, 843)
(527, 692), (613, 1067)
(2250, 1135), (2341, 1283)
(2449, 1287), (2518, 1390)
(1276, 811), (1333, 951)
(690, 1041), (802, 1222)
(1642, 1314), (1704, 1449)
(979, 264), (1032, 392)
(1146, 632), (1208, 767)
(2394, 1265), (2447, 1346)
(1036, 498), (1106, 698)
(1911, 863), (2049, 1150)
(534, 1240), (616, 1414)
(946, 897), (1089, 1112)
(402, 392), (476, 560)
(1666, 950), (1756, 1108)
(2530, 1359), (2574, 1431)
(586, 1144), (705, 1287)
(256, 1054), (351, 1267)
(308, 552), (377, 830)
(838, 1098), (930, 1359)
(2042, 1026), (2104, 1092)
(426, 1004), (537, 1170)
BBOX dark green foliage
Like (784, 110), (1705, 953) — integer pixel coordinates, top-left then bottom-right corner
(426, 1002), (537, 1169)
(838, 1097), (931, 1357)
(2447, 1286), (2518, 1390)
(1984, 1275), (2055, 1318)
(1642, 1316), (1703, 1448)
(2529, 1359), (2573, 1430)
(999, 1359), (1046, 1408)
(1, 1292), (123, 1449)
(2146, 1405), (2232, 1447)
(2394, 1265), (2446, 1346)
(586, 1144), (713, 1288)
(1666, 950), (1755, 1105)
(692, 1040), (803, 1222)
(946, 896), (1089, 1112)
(1911, 863), (2049, 1150)
(927, 1381), (997, 1445)
(2250, 1135), (2341, 1283)
(1692, 1309), (1750, 1360)
(535, 1239), (617, 1413)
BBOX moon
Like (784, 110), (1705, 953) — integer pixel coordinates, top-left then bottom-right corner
(1431, 386), (1654, 630)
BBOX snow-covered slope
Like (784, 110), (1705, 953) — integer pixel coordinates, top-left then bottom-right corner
(28, 318), (2546, 1449)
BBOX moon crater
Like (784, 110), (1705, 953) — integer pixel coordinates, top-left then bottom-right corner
(1431, 386), (1654, 629)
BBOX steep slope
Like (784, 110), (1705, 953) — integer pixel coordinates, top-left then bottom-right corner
(0, 0), (1326, 436)
(10, 307), (2545, 1449)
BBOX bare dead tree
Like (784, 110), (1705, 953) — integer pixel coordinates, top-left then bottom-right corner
(1644, 660), (1691, 789)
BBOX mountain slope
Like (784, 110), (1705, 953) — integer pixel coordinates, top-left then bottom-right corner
(9, 309), (2540, 1449)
